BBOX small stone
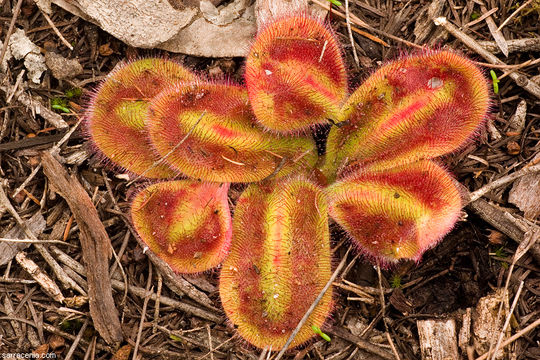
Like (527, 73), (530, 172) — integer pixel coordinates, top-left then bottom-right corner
(45, 52), (83, 80)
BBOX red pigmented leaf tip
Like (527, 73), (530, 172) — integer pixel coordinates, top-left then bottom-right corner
(130, 180), (232, 273)
(326, 160), (462, 264)
(324, 49), (489, 179)
(85, 58), (196, 178)
(245, 14), (347, 133)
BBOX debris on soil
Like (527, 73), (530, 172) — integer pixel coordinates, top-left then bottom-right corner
(45, 52), (83, 80)
(417, 318), (459, 360)
(0, 40), (11, 72)
(472, 290), (510, 359)
(509, 153), (540, 220)
(0, 211), (46, 266)
(200, 0), (248, 25)
(0, 0), (539, 358)
(8, 28), (46, 84)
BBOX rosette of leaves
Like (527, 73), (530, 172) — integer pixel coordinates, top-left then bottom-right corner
(85, 13), (489, 352)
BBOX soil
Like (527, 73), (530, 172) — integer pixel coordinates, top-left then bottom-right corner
(0, 0), (539, 359)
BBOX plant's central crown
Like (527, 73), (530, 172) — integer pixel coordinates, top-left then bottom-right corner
(85, 11), (489, 352)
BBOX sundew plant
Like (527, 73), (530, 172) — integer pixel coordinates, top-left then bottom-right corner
(85, 12), (489, 351)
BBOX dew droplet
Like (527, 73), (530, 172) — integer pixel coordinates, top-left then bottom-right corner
(427, 77), (443, 89)
(265, 69), (273, 75)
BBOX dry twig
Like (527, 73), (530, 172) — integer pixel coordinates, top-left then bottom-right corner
(41, 151), (123, 345)
(38, 8), (74, 50)
(468, 163), (540, 203)
(486, 230), (538, 360)
(344, 0), (359, 66)
(434, 17), (540, 99)
(479, 5), (508, 57)
(132, 263), (153, 360)
(376, 264), (402, 360)
(0, 0), (24, 66)
(476, 317), (540, 360)
(274, 248), (351, 360)
(497, 0), (534, 31)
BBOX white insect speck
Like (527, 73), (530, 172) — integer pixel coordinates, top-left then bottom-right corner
(372, 241), (378, 245)
(164, 202), (168, 206)
(142, 246), (149, 254)
(273, 293), (279, 299)
(427, 77), (443, 89)
(265, 69), (273, 75)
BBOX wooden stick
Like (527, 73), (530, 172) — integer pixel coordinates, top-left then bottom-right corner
(478, 38), (540, 54)
(41, 151), (123, 345)
(39, 9), (74, 50)
(468, 163), (540, 203)
(323, 326), (395, 360)
(344, 0), (359, 66)
(479, 5), (508, 57)
(110, 279), (222, 323)
(497, 0), (533, 31)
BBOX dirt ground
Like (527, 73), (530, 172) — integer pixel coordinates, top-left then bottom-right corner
(0, 0), (539, 359)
